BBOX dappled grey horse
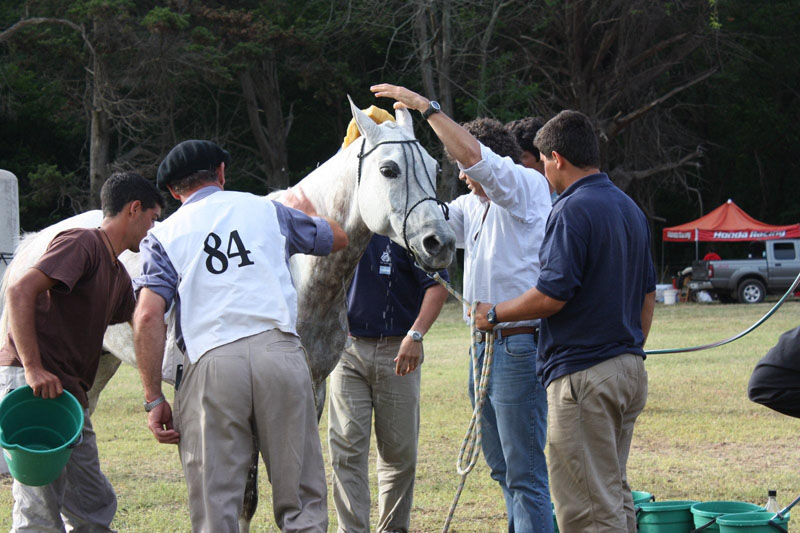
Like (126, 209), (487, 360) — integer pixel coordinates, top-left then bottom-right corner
(0, 98), (455, 530)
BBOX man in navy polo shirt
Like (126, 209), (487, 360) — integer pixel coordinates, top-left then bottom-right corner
(328, 234), (449, 533)
(476, 110), (656, 533)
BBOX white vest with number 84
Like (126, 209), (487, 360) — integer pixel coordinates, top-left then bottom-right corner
(151, 191), (296, 363)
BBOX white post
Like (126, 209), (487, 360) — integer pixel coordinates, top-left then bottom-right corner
(0, 170), (19, 281)
(0, 170), (19, 475)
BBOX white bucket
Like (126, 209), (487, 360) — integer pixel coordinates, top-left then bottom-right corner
(663, 289), (679, 305)
(655, 283), (672, 303)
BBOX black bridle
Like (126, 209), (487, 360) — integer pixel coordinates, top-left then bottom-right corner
(356, 138), (450, 258)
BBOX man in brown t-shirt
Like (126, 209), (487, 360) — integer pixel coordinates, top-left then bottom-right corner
(0, 172), (163, 532)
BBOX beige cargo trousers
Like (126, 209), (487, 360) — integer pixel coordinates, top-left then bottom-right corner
(328, 336), (421, 533)
(173, 329), (328, 532)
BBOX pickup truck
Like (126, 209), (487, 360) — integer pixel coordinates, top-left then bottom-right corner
(689, 239), (800, 303)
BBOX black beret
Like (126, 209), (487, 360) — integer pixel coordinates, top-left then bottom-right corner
(157, 140), (231, 191)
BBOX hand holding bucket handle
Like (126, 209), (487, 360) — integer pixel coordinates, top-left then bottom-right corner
(24, 366), (62, 399)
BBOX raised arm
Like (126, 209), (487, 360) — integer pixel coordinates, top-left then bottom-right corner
(371, 84), (481, 168)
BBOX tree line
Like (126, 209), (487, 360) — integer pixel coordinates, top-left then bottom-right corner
(1, 0), (798, 275)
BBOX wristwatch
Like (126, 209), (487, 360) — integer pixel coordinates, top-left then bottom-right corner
(407, 330), (424, 342)
(143, 394), (166, 412)
(486, 305), (499, 325)
(422, 100), (441, 119)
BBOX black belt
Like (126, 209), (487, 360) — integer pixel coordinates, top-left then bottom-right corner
(473, 326), (539, 344)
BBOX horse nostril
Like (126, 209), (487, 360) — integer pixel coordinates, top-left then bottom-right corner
(422, 235), (441, 255)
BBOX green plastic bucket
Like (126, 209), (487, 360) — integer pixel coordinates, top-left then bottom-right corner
(716, 511), (790, 533)
(0, 386), (84, 486)
(553, 503), (558, 532)
(637, 500), (699, 533)
(691, 502), (766, 531)
(634, 490), (656, 505)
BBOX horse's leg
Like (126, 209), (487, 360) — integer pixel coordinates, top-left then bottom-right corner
(238, 433), (260, 533)
(87, 351), (122, 416)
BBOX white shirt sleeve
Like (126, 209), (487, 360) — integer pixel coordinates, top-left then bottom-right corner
(459, 142), (550, 223)
(446, 195), (467, 249)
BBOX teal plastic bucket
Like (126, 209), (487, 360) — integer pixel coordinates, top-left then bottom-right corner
(637, 500), (699, 533)
(0, 386), (84, 486)
(691, 502), (766, 531)
(553, 503), (558, 532)
(716, 511), (790, 533)
(634, 490), (656, 505)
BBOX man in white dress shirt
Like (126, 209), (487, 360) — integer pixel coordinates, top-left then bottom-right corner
(371, 84), (554, 533)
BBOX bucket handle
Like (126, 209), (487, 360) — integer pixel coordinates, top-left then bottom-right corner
(690, 517), (717, 533)
(68, 432), (83, 449)
(767, 521), (788, 533)
(633, 497), (655, 519)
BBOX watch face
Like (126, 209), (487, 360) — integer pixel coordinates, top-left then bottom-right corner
(431, 101), (441, 111)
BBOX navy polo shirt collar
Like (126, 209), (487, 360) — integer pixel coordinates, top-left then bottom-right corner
(555, 172), (609, 204)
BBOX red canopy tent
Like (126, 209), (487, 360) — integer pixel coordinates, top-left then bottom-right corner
(660, 199), (800, 275)
(663, 199), (800, 244)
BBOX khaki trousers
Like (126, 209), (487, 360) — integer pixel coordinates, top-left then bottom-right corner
(546, 354), (647, 533)
(173, 329), (327, 533)
(328, 336), (421, 533)
(0, 366), (117, 533)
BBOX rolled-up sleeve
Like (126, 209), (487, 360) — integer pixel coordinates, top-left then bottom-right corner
(272, 201), (334, 256)
(459, 143), (544, 222)
(132, 234), (179, 306)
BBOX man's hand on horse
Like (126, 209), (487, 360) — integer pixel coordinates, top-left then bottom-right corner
(474, 302), (495, 331)
(394, 335), (422, 376)
(147, 400), (180, 445)
(279, 186), (317, 216)
(371, 84), (429, 113)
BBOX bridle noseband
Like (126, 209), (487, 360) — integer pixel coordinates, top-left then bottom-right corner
(356, 138), (450, 260)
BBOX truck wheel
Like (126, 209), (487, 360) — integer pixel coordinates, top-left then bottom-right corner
(738, 279), (765, 304)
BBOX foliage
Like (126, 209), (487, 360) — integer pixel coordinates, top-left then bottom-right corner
(0, 0), (798, 276)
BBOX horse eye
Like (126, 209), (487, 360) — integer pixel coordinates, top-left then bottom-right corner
(379, 161), (401, 178)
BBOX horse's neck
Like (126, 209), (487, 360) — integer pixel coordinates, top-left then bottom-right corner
(293, 147), (372, 306)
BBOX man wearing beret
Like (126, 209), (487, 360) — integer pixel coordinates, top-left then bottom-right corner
(132, 140), (348, 532)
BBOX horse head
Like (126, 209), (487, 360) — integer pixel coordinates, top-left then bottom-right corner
(347, 97), (455, 272)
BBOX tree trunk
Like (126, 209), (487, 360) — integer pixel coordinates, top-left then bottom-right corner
(433, 0), (459, 202)
(240, 58), (290, 192)
(89, 55), (110, 209)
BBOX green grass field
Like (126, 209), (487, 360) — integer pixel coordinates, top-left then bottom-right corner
(1, 300), (798, 531)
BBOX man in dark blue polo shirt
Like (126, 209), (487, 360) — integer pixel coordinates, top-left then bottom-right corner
(476, 110), (656, 533)
(328, 234), (449, 533)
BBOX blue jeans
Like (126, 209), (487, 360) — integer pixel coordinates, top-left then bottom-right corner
(468, 332), (553, 533)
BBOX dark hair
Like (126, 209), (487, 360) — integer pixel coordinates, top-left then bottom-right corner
(506, 117), (545, 159)
(459, 117), (523, 164)
(101, 172), (165, 217)
(534, 110), (600, 169)
(170, 168), (219, 195)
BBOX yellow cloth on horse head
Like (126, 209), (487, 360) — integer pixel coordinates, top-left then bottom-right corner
(342, 106), (395, 149)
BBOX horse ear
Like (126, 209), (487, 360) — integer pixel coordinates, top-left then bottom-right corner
(395, 107), (414, 137)
(347, 95), (380, 143)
